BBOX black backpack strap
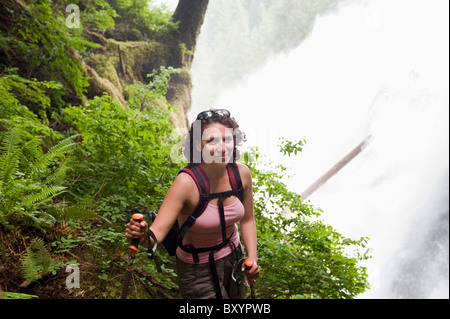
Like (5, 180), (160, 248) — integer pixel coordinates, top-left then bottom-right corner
(179, 164), (210, 195)
(226, 163), (243, 199)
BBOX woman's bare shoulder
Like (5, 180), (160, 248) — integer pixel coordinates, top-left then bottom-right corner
(167, 170), (199, 213)
(170, 171), (198, 195)
(236, 162), (252, 189)
(236, 162), (252, 179)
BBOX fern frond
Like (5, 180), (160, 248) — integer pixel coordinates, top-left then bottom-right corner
(21, 238), (57, 282)
(0, 128), (22, 156)
(56, 220), (78, 237)
(0, 291), (39, 299)
(63, 205), (98, 220)
(30, 134), (78, 179)
(0, 129), (24, 186)
(21, 248), (41, 282)
(47, 205), (98, 221)
(22, 186), (66, 206)
(42, 157), (70, 186)
(19, 135), (43, 171)
(30, 237), (52, 272)
(0, 129), (40, 187)
(0, 148), (22, 185)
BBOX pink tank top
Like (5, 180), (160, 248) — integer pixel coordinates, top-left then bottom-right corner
(176, 198), (245, 264)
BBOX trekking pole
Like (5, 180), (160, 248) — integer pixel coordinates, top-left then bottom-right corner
(244, 258), (256, 299)
(121, 213), (144, 299)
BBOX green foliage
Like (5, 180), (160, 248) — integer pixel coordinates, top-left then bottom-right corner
(126, 66), (182, 108)
(0, 1), (98, 108)
(0, 68), (62, 125)
(76, 0), (118, 33)
(242, 145), (371, 299)
(106, 0), (178, 40)
(51, 234), (81, 255)
(0, 70), (62, 137)
(278, 137), (306, 157)
(61, 67), (182, 224)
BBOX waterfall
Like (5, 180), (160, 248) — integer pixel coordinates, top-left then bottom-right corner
(190, 0), (449, 298)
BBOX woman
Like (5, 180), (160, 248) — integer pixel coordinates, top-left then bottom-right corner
(125, 108), (259, 299)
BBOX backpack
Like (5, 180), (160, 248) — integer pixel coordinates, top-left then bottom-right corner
(162, 162), (244, 259)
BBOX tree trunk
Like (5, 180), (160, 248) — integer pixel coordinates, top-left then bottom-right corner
(171, 0), (209, 68)
(166, 0), (210, 129)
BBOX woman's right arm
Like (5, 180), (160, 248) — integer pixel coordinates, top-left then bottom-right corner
(125, 172), (196, 248)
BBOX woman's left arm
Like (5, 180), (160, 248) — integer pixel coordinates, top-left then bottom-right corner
(238, 164), (259, 279)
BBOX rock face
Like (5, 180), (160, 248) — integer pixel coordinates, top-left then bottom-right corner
(83, 0), (210, 131)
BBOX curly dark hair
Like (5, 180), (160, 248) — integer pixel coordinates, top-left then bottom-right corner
(183, 109), (246, 164)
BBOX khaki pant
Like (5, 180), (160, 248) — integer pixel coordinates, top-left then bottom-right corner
(176, 245), (248, 299)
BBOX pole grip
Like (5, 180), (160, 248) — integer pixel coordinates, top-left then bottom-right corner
(129, 213), (144, 253)
(244, 258), (254, 270)
(244, 258), (256, 299)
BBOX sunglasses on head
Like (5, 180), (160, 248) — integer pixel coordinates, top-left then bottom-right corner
(196, 109), (230, 120)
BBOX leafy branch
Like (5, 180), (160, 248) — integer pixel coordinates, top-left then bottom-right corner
(242, 142), (371, 299)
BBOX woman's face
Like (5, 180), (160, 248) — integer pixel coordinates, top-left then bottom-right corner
(199, 123), (234, 164)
